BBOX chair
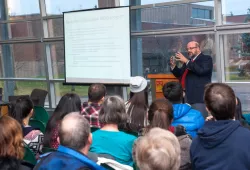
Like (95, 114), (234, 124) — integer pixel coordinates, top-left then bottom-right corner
(30, 89), (48, 107)
(42, 147), (56, 154)
(23, 145), (37, 165)
(29, 119), (46, 133)
(33, 106), (49, 126)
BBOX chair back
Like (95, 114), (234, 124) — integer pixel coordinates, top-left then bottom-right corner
(29, 118), (46, 133)
(33, 106), (49, 126)
(30, 89), (48, 107)
(23, 145), (37, 165)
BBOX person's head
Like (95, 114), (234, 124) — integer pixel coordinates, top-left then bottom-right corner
(43, 93), (82, 148)
(148, 99), (173, 130)
(134, 128), (181, 170)
(0, 116), (24, 159)
(54, 93), (82, 115)
(204, 83), (236, 120)
(99, 96), (127, 125)
(128, 76), (148, 131)
(186, 41), (201, 58)
(162, 81), (183, 104)
(58, 112), (91, 154)
(88, 83), (106, 103)
(9, 97), (34, 125)
(235, 97), (243, 121)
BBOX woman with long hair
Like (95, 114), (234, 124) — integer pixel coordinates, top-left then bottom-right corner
(123, 76), (148, 133)
(9, 97), (43, 155)
(0, 116), (33, 170)
(43, 93), (82, 149)
(145, 98), (192, 170)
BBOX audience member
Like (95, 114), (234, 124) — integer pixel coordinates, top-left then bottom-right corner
(133, 128), (180, 170)
(235, 97), (250, 129)
(9, 97), (43, 155)
(43, 93), (81, 149)
(122, 76), (148, 133)
(90, 96), (137, 167)
(0, 116), (33, 170)
(81, 83), (106, 128)
(145, 98), (192, 170)
(191, 83), (250, 170)
(162, 81), (204, 137)
(34, 112), (105, 170)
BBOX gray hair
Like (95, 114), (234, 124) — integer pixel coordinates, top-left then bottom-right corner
(59, 112), (90, 150)
(134, 128), (181, 170)
(99, 96), (128, 124)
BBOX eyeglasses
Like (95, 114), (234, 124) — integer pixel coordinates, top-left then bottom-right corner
(186, 47), (198, 51)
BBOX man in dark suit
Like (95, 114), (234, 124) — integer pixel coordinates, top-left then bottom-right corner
(170, 41), (213, 118)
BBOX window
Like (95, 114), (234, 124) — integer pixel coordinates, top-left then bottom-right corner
(192, 8), (212, 19)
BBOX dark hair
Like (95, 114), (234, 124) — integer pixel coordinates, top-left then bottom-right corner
(88, 84), (106, 103)
(43, 93), (82, 147)
(99, 96), (127, 125)
(204, 83), (235, 120)
(162, 81), (183, 103)
(126, 87), (148, 131)
(9, 97), (33, 125)
(59, 112), (90, 150)
(148, 99), (173, 130)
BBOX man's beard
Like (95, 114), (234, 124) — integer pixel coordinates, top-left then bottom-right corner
(188, 52), (195, 58)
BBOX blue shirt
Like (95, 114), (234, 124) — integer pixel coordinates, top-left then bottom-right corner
(90, 130), (137, 166)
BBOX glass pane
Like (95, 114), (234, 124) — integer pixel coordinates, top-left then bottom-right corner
(47, 42), (65, 79)
(0, 20), (42, 40)
(222, 0), (250, 24)
(45, 0), (126, 15)
(0, 43), (45, 78)
(230, 85), (250, 112)
(220, 32), (250, 82)
(0, 80), (47, 103)
(131, 1), (214, 31)
(6, 0), (40, 20)
(132, 34), (216, 80)
(54, 82), (88, 104)
(47, 18), (63, 37)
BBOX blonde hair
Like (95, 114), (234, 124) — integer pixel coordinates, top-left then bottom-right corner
(134, 128), (181, 170)
(0, 116), (24, 159)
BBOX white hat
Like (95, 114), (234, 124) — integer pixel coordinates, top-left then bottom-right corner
(130, 76), (147, 93)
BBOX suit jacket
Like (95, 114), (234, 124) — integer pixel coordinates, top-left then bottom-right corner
(171, 53), (213, 104)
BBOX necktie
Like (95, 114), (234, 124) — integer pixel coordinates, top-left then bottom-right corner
(181, 59), (194, 89)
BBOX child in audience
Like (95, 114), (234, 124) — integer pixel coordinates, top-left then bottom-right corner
(43, 93), (81, 149)
(121, 76), (148, 133)
(9, 97), (43, 155)
(90, 96), (137, 167)
(162, 81), (204, 137)
(0, 116), (33, 170)
(144, 98), (192, 170)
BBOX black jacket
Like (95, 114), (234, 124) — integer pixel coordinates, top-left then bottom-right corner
(171, 53), (213, 104)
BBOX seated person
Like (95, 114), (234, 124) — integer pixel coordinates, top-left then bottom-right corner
(34, 112), (105, 170)
(0, 116), (33, 170)
(133, 128), (181, 170)
(81, 83), (106, 128)
(43, 93), (82, 149)
(145, 98), (192, 170)
(121, 76), (148, 133)
(90, 96), (137, 167)
(9, 97), (43, 155)
(191, 83), (250, 170)
(162, 81), (204, 137)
